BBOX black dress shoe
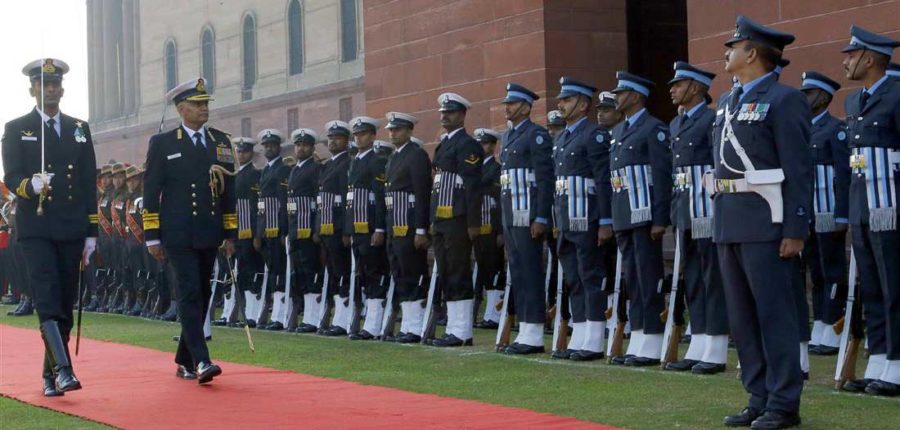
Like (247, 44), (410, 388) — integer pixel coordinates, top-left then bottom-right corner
(395, 332), (422, 343)
(624, 356), (660, 367)
(295, 323), (318, 333)
(211, 318), (228, 326)
(43, 376), (64, 397)
(724, 407), (762, 427)
(475, 320), (499, 329)
(431, 333), (472, 347)
(664, 358), (699, 371)
(551, 349), (576, 359)
(750, 410), (801, 429)
(692, 362), (727, 375)
(504, 343), (545, 355)
(12, 298), (33, 316)
(865, 380), (900, 397)
(349, 330), (375, 340)
(322, 326), (347, 337)
(811, 345), (839, 356)
(265, 321), (285, 331)
(802, 371), (809, 381)
(197, 362), (222, 384)
(245, 319), (257, 329)
(609, 354), (635, 365)
(841, 378), (873, 393)
(569, 350), (605, 361)
(175, 365), (198, 380)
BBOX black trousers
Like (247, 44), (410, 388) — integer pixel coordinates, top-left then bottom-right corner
(166, 246), (217, 368)
(504, 226), (545, 323)
(321, 234), (351, 298)
(679, 233), (729, 336)
(290, 239), (320, 296)
(386, 233), (428, 302)
(473, 232), (505, 292)
(718, 241), (802, 414)
(351, 234), (390, 299)
(813, 231), (848, 325)
(19, 238), (83, 335)
(852, 225), (900, 359)
(262, 237), (286, 294)
(616, 226), (664, 334)
(235, 241), (264, 294)
(432, 217), (473, 301)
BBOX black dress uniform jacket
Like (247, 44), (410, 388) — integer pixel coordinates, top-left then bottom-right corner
(386, 143), (432, 235)
(255, 158), (291, 240)
(317, 152), (351, 236)
(287, 157), (320, 240)
(670, 105), (716, 232)
(236, 164), (261, 241)
(431, 129), (483, 227)
(345, 150), (387, 235)
(480, 156), (502, 232)
(142, 126), (237, 247)
(2, 109), (98, 239)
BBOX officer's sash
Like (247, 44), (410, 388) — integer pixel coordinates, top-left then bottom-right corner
(97, 198), (114, 237)
(501, 168), (533, 227)
(386, 191), (413, 237)
(555, 175), (595, 232)
(813, 163), (837, 233)
(347, 187), (374, 234)
(675, 164), (714, 238)
(111, 199), (126, 237)
(611, 164), (653, 225)
(851, 147), (898, 232)
(258, 196), (281, 238)
(317, 192), (341, 236)
(433, 171), (462, 219)
(288, 196), (315, 239)
(125, 198), (144, 243)
(237, 198), (253, 240)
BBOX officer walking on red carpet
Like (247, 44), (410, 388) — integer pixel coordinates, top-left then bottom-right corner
(142, 77), (237, 384)
(2, 58), (98, 396)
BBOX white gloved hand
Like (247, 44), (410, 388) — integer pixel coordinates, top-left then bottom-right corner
(30, 173), (54, 194)
(83, 237), (97, 265)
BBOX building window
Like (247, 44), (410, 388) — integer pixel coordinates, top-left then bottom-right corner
(287, 108), (299, 132)
(201, 27), (216, 93)
(164, 39), (177, 91)
(340, 0), (357, 63)
(288, 0), (304, 75)
(242, 13), (257, 99)
(241, 118), (252, 138)
(339, 97), (352, 121)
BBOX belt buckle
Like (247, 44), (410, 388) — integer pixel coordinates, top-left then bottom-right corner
(555, 179), (566, 194)
(850, 154), (867, 169)
(287, 202), (297, 213)
(385, 196), (394, 209)
(500, 173), (510, 186)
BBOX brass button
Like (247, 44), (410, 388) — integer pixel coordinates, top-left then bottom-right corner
(192, 202), (198, 207)
(192, 211), (198, 216)
(48, 196), (53, 202)
(69, 196), (73, 201)
(211, 211), (215, 215)
(48, 164), (53, 169)
(191, 193), (196, 197)
(191, 184), (196, 189)
(67, 174), (72, 179)
(68, 164), (74, 170)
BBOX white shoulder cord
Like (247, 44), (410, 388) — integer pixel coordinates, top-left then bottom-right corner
(718, 104), (757, 175)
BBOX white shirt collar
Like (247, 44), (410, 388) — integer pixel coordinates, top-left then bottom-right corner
(331, 150), (347, 161)
(483, 154), (494, 165)
(441, 127), (464, 141)
(266, 156), (282, 167)
(239, 162), (253, 171)
(356, 148), (374, 159)
(811, 111), (829, 125)
(295, 157), (312, 169)
(396, 142), (411, 152)
(181, 123), (207, 145)
(35, 107), (61, 135)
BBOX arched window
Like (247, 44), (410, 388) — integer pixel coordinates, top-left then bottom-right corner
(164, 39), (177, 91)
(201, 27), (216, 93)
(340, 0), (357, 63)
(288, 0), (303, 75)
(242, 13), (257, 90)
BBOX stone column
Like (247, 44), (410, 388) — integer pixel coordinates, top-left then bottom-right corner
(121, 0), (135, 115)
(101, 0), (123, 118)
(88, 0), (105, 120)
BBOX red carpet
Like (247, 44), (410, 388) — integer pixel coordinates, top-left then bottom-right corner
(0, 325), (617, 429)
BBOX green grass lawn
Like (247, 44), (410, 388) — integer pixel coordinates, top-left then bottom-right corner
(2, 305), (898, 429)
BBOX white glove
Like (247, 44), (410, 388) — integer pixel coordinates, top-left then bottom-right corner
(30, 173), (54, 194)
(83, 237), (97, 265)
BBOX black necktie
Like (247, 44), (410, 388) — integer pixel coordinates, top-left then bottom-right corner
(727, 87), (743, 112)
(859, 91), (870, 113)
(193, 132), (204, 149)
(46, 118), (59, 138)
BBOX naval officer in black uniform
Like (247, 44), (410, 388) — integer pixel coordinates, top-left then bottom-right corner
(429, 93), (483, 347)
(797, 71), (850, 357)
(841, 25), (900, 397)
(496, 83), (554, 355)
(713, 17), (811, 428)
(286, 128), (323, 333)
(383, 112), (432, 343)
(231, 137), (263, 327)
(609, 72), (673, 366)
(143, 77), (237, 384)
(473, 128), (505, 330)
(2, 58), (97, 396)
(665, 62), (729, 375)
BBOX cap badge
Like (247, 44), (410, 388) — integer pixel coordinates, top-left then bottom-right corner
(196, 78), (206, 93)
(42, 59), (56, 74)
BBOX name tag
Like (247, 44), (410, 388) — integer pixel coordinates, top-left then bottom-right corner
(167, 153), (182, 160)
(21, 136), (38, 141)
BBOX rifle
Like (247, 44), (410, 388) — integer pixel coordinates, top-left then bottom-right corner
(379, 276), (397, 340)
(544, 248), (554, 322)
(347, 251), (361, 336)
(551, 260), (568, 354)
(495, 264), (513, 352)
(660, 231), (684, 368)
(222, 251), (255, 352)
(471, 260), (481, 325)
(203, 257), (222, 338)
(75, 262), (85, 356)
(606, 249), (625, 361)
(419, 261), (440, 343)
(834, 250), (860, 390)
(271, 238), (293, 327)
(316, 269), (332, 332)
(251, 264), (269, 325)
